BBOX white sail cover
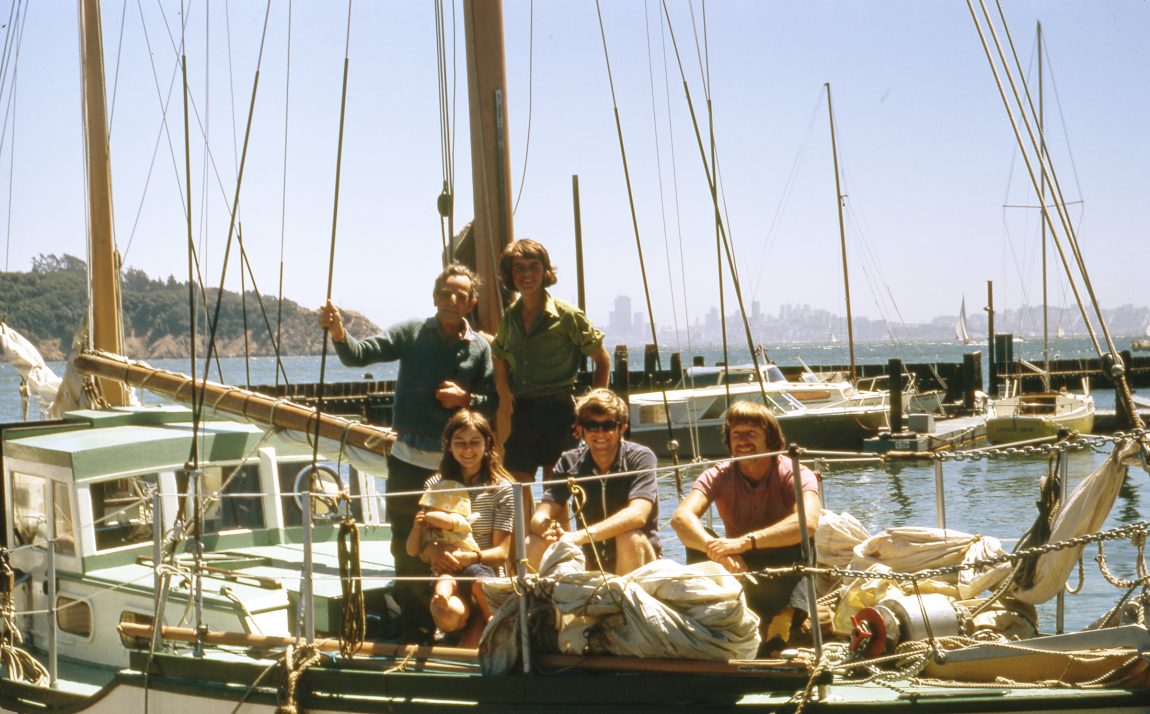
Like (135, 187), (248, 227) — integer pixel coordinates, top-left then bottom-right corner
(1011, 439), (1145, 605)
(479, 541), (760, 674)
(0, 322), (62, 417)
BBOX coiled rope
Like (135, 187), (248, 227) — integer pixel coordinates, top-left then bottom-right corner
(337, 497), (365, 657)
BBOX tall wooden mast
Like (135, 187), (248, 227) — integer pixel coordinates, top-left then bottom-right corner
(463, 0), (514, 334)
(78, 0), (128, 405)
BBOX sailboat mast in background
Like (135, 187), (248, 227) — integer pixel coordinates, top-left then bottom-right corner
(78, 0), (128, 405)
(825, 83), (856, 383)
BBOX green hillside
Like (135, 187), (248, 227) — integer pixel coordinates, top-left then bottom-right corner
(0, 254), (379, 360)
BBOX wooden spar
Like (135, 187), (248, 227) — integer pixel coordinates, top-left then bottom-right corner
(120, 623), (478, 661)
(463, 0), (514, 334)
(78, 0), (128, 406)
(73, 350), (394, 456)
(121, 623), (803, 676)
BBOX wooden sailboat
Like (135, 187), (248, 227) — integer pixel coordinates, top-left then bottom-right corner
(0, 0), (397, 696)
(2, 4), (1149, 713)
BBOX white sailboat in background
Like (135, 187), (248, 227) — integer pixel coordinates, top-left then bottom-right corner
(955, 297), (973, 344)
(984, 22), (1095, 444)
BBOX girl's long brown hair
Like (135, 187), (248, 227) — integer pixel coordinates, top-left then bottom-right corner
(439, 410), (514, 485)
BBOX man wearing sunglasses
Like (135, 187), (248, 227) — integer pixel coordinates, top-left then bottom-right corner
(526, 388), (661, 575)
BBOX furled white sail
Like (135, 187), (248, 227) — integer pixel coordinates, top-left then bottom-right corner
(1011, 439), (1144, 604)
(0, 322), (62, 418)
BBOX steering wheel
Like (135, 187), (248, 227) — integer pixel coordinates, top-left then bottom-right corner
(292, 464), (343, 520)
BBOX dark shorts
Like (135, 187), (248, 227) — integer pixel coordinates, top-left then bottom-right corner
(452, 563), (496, 609)
(503, 394), (577, 476)
(458, 562), (496, 580)
(742, 545), (812, 621)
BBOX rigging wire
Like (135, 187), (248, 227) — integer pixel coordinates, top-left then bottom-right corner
(659, 0), (772, 415)
(976, 1), (1099, 350)
(235, 235), (292, 388)
(240, 224), (250, 388)
(275, 0), (293, 388)
(434, 0), (453, 262)
(510, 0), (533, 215)
(180, 0), (200, 471)
(592, 0), (684, 495)
(657, 3), (703, 458)
(196, 1), (211, 316)
(311, 0), (355, 477)
(192, 0), (274, 421)
(969, 0), (1141, 430)
(697, 1), (733, 412)
(107, 0), (127, 131)
(0, 0), (24, 277)
(644, 0), (699, 457)
(749, 90), (822, 305)
(125, 1), (254, 383)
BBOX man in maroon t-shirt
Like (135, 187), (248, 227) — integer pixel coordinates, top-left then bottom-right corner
(672, 401), (820, 653)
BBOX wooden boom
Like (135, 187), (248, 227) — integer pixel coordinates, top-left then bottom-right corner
(74, 350), (394, 457)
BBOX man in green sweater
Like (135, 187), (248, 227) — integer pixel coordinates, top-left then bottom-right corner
(319, 263), (494, 642)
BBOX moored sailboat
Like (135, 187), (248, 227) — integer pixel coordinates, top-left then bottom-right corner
(955, 297), (973, 344)
(984, 379), (1096, 444)
(3, 2), (1150, 713)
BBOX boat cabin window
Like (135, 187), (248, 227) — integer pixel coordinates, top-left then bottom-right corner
(202, 463), (265, 534)
(53, 482), (75, 556)
(764, 365), (788, 383)
(57, 596), (92, 638)
(118, 611), (154, 649)
(91, 475), (156, 551)
(10, 472), (73, 554)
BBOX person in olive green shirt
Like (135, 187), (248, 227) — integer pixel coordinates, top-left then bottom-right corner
(492, 239), (611, 485)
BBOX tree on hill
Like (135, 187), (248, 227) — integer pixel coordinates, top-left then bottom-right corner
(1, 254), (379, 360)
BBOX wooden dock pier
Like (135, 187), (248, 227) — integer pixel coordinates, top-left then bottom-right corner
(248, 347), (1150, 447)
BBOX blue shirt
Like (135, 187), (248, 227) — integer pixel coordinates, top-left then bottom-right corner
(544, 440), (661, 547)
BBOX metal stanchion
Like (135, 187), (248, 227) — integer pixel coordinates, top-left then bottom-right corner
(302, 471), (315, 644)
(151, 490), (166, 653)
(1055, 447), (1069, 633)
(933, 457), (947, 532)
(513, 485), (532, 674)
(191, 468), (204, 658)
(46, 493), (57, 688)
(789, 445), (823, 661)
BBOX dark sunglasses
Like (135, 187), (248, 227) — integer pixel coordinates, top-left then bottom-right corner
(579, 419), (620, 433)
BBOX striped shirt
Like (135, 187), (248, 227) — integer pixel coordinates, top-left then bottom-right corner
(421, 473), (514, 550)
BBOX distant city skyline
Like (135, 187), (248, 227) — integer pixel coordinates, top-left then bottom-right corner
(595, 294), (1150, 348)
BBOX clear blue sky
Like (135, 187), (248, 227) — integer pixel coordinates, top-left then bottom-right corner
(3, 1), (1147, 336)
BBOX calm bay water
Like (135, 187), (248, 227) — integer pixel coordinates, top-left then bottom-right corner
(2, 339), (1147, 633)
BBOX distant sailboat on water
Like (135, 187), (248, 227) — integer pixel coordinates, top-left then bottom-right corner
(955, 297), (973, 344)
